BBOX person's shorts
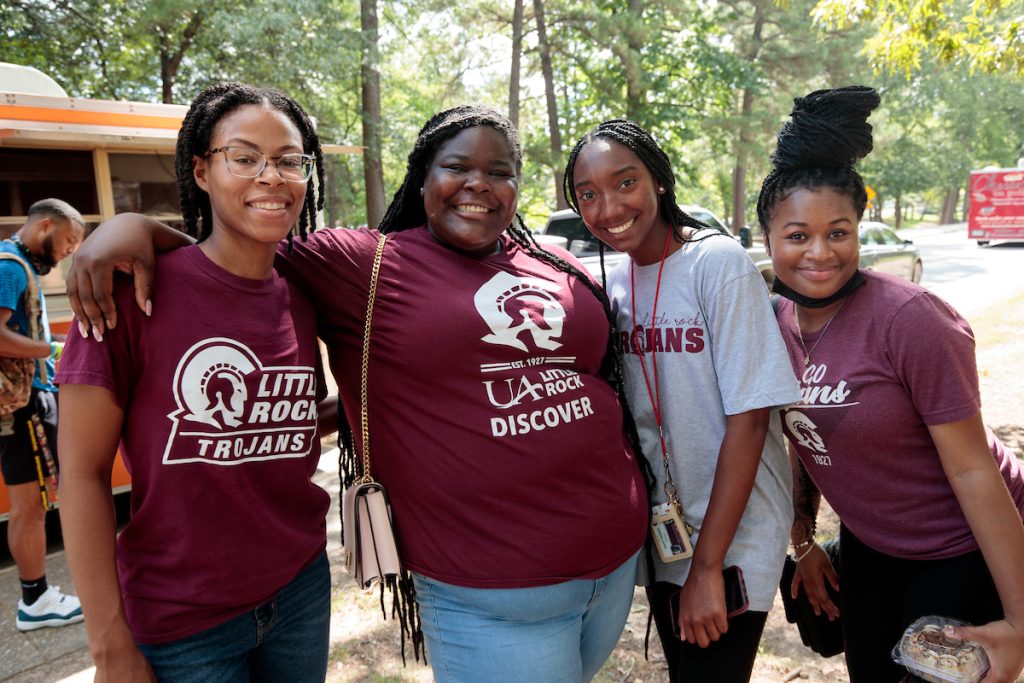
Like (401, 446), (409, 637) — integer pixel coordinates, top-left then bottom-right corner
(0, 390), (58, 486)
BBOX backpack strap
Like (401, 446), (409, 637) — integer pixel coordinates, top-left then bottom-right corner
(0, 248), (46, 384)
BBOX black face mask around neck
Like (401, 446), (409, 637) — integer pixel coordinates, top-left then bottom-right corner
(772, 269), (866, 308)
(9, 234), (52, 276)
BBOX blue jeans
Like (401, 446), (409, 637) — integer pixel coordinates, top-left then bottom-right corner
(137, 551), (330, 683)
(413, 551), (639, 683)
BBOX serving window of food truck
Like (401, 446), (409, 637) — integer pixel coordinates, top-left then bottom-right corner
(0, 64), (361, 520)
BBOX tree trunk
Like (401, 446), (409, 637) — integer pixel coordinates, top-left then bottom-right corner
(730, 3), (766, 233)
(962, 176), (971, 222)
(533, 0), (566, 209)
(509, 0), (524, 129)
(360, 0), (386, 229)
(323, 157), (339, 229)
(160, 50), (174, 104)
(157, 11), (205, 104)
(939, 187), (958, 224)
(731, 161), (746, 236)
(894, 195), (902, 229)
(623, 0), (646, 121)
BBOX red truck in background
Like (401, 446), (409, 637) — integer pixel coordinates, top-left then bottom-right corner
(968, 167), (1024, 246)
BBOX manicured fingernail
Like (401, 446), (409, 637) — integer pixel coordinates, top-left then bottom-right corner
(78, 320), (89, 339)
(92, 325), (103, 343)
(145, 299), (152, 317)
(106, 317), (115, 329)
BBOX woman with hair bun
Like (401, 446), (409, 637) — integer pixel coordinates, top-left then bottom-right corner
(758, 86), (1024, 682)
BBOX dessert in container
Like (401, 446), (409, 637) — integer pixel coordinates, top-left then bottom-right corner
(892, 616), (989, 683)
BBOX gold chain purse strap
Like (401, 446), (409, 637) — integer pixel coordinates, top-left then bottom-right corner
(357, 233), (388, 485)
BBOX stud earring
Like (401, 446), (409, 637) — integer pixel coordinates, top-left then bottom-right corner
(420, 187), (424, 195)
(658, 186), (665, 194)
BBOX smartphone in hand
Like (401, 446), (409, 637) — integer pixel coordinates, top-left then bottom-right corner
(669, 565), (750, 638)
(722, 565), (749, 618)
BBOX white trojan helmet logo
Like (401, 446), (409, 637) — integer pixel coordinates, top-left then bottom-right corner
(475, 271), (566, 352)
(176, 339), (258, 429)
(785, 410), (828, 454)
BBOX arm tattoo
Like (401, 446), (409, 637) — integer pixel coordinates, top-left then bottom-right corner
(790, 449), (820, 545)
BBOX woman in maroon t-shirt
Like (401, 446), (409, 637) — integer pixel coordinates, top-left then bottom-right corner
(62, 105), (649, 682)
(758, 86), (1024, 683)
(57, 84), (334, 682)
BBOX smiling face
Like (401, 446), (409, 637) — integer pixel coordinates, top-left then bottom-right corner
(766, 186), (861, 300)
(192, 104), (307, 251)
(422, 125), (519, 256)
(571, 137), (671, 265)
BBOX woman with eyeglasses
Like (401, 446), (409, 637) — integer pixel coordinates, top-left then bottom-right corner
(61, 103), (649, 682)
(55, 83), (335, 682)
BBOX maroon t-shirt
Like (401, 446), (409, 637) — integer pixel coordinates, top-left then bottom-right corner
(776, 270), (1024, 560)
(276, 226), (648, 587)
(57, 246), (329, 643)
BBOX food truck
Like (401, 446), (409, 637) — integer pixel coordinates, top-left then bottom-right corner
(0, 63), (360, 520)
(967, 167), (1024, 246)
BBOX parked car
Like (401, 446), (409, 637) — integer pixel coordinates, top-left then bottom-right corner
(538, 210), (923, 287)
(858, 221), (923, 283)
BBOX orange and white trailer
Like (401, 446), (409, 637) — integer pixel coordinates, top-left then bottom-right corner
(0, 64), (360, 520)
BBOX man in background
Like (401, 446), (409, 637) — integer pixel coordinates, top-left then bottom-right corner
(0, 198), (85, 630)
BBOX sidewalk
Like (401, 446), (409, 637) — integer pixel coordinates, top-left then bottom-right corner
(0, 552), (92, 683)
(0, 448), (345, 683)
(894, 220), (964, 239)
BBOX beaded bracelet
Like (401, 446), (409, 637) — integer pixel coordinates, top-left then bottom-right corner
(794, 542), (817, 563)
(791, 537), (814, 553)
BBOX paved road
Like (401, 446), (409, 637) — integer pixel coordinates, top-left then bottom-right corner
(904, 223), (1024, 319)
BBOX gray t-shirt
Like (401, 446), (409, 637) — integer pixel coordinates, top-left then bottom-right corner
(607, 230), (801, 611)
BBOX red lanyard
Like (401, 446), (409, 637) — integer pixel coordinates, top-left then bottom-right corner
(630, 226), (675, 466)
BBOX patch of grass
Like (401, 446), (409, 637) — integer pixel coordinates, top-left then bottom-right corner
(327, 644), (353, 666)
(968, 290), (1024, 350)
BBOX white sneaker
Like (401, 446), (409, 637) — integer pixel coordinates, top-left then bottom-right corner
(16, 586), (84, 631)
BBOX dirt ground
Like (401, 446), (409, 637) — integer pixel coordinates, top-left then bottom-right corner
(323, 291), (1024, 683)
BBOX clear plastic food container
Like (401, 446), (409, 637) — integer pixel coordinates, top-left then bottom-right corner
(892, 616), (990, 683)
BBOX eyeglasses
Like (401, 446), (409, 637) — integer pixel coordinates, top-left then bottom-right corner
(205, 146), (315, 182)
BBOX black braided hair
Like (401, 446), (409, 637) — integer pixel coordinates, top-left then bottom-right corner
(383, 104), (647, 461)
(378, 104), (521, 234)
(341, 105), (523, 490)
(756, 86), (881, 235)
(347, 104), (652, 534)
(174, 82), (325, 243)
(562, 119), (717, 289)
(562, 119), (724, 623)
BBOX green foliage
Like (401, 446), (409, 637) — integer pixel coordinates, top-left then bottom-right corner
(3, 0), (1023, 228)
(1, 0), (163, 100)
(812, 0), (1024, 76)
(2, 0), (366, 224)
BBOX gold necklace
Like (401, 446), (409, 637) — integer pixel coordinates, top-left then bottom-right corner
(794, 301), (847, 366)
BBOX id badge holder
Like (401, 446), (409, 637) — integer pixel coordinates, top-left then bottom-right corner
(650, 501), (694, 562)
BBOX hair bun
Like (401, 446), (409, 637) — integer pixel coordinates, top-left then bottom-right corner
(771, 86), (881, 172)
